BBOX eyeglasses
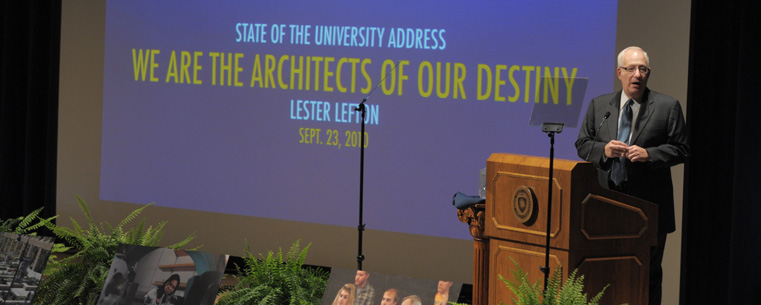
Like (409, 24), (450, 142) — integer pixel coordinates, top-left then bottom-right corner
(620, 66), (650, 74)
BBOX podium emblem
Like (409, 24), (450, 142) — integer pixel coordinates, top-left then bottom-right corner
(512, 186), (537, 225)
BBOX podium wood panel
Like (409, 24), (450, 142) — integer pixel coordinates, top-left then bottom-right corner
(476, 153), (657, 305)
(489, 240), (564, 305)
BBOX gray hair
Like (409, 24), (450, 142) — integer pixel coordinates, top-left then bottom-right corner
(401, 295), (422, 305)
(617, 46), (650, 67)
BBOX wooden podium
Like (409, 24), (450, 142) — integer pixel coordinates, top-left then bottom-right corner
(459, 153), (658, 305)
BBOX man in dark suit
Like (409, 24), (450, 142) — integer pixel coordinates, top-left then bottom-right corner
(575, 46), (689, 305)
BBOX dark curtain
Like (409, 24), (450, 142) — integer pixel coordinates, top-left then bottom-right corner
(0, 1), (60, 222)
(681, 0), (761, 304)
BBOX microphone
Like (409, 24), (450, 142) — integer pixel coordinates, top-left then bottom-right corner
(585, 111), (611, 162)
(357, 60), (401, 107)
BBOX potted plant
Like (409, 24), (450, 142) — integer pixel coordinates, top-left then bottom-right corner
(449, 258), (607, 305)
(34, 196), (197, 305)
(499, 258), (606, 305)
(216, 240), (329, 305)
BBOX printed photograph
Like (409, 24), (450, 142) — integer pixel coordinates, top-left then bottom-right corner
(96, 244), (228, 305)
(0, 233), (55, 304)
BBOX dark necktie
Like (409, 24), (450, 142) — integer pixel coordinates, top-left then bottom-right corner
(611, 99), (633, 186)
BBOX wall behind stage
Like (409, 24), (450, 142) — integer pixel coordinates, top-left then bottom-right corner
(57, 0), (690, 295)
(615, 2), (690, 304)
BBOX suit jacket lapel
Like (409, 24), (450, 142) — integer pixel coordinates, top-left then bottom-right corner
(630, 89), (654, 145)
(606, 92), (622, 141)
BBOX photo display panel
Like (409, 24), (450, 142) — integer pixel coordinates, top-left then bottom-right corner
(100, 0), (617, 239)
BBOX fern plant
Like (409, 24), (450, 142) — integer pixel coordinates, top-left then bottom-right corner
(499, 258), (607, 305)
(216, 240), (329, 305)
(34, 196), (197, 305)
(0, 207), (57, 234)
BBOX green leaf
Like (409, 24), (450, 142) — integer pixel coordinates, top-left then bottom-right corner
(35, 196), (198, 305)
(220, 240), (328, 305)
(499, 257), (607, 305)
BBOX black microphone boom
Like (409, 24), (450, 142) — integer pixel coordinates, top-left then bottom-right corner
(585, 111), (610, 162)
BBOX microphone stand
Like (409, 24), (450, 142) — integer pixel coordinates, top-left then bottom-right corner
(354, 100), (367, 270)
(353, 61), (400, 270)
(539, 122), (563, 293)
(585, 111), (611, 162)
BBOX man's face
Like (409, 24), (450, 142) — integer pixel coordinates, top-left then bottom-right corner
(617, 49), (650, 101)
(381, 290), (398, 305)
(355, 270), (369, 287)
(437, 281), (453, 293)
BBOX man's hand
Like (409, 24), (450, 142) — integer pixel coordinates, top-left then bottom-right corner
(605, 140), (629, 158)
(626, 145), (651, 162)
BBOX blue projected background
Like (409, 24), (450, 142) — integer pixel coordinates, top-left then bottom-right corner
(100, 0), (617, 239)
